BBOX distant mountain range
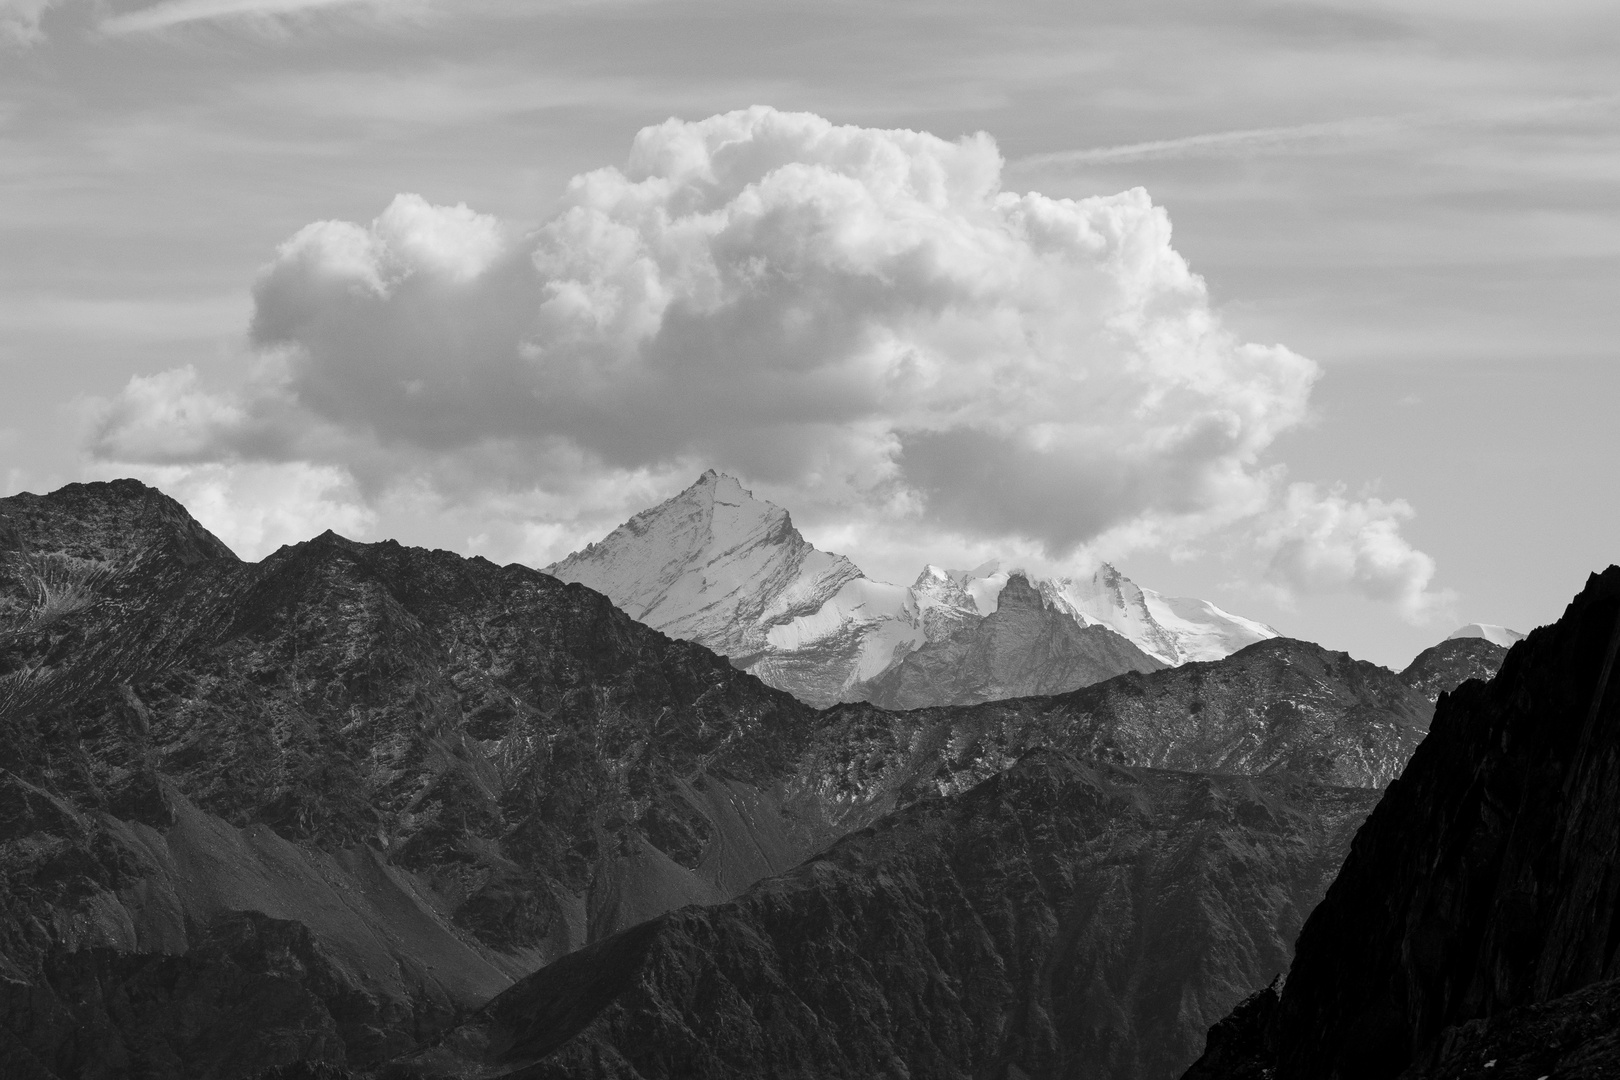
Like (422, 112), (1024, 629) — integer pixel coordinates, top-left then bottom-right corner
(1447, 620), (1526, 647)
(2, 478), (1565, 1080)
(547, 471), (1278, 707)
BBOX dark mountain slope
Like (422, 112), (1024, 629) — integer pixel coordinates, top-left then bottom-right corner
(861, 572), (1166, 710)
(1182, 566), (1620, 1080)
(389, 753), (1377, 1080)
(0, 483), (826, 1075)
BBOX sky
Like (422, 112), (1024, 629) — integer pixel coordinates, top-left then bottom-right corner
(2, 0), (1617, 667)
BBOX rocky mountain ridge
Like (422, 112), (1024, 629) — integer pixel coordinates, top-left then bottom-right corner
(547, 471), (1276, 706)
(0, 480), (1510, 1080)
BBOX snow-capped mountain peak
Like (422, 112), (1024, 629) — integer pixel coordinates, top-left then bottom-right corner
(547, 470), (862, 659)
(547, 471), (1280, 705)
(1447, 622), (1525, 647)
(920, 560), (1277, 666)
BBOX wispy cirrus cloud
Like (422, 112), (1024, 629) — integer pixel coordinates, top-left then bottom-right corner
(100, 0), (408, 35)
(1012, 116), (1404, 167)
(1012, 95), (1620, 169)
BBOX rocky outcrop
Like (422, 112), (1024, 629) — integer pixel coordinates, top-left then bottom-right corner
(387, 754), (1377, 1080)
(1398, 635), (1509, 703)
(861, 572), (1165, 709)
(1182, 567), (1620, 1080)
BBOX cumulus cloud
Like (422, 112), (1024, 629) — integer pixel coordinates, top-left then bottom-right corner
(1257, 483), (1454, 623)
(85, 106), (1444, 616)
(82, 458), (375, 558)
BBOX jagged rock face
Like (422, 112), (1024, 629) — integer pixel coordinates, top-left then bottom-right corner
(1181, 567), (1620, 1080)
(861, 573), (1166, 709)
(1398, 636), (1509, 703)
(386, 754), (1377, 1080)
(547, 472), (1276, 706)
(0, 482), (825, 1075)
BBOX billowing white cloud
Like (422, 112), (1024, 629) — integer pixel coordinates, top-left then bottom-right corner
(1257, 482), (1454, 623)
(86, 106), (1443, 615)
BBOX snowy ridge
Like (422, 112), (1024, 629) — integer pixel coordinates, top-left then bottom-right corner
(918, 561), (1276, 666)
(547, 472), (1279, 706)
(1447, 622), (1525, 647)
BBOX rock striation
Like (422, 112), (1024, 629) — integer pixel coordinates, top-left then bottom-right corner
(1182, 566), (1620, 1080)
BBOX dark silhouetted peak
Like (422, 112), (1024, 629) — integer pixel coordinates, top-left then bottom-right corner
(1183, 565), (1620, 1080)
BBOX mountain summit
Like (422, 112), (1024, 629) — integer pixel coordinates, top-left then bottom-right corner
(547, 473), (1277, 707)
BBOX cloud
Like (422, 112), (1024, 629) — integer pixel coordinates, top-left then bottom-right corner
(85, 106), (1443, 615)
(1, 0), (57, 44)
(1258, 482), (1454, 623)
(1011, 116), (1404, 167)
(1008, 96), (1620, 171)
(100, 0), (404, 35)
(83, 458), (374, 558)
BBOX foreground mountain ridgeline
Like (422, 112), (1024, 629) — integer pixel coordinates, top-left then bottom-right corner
(1184, 567), (1620, 1080)
(547, 471), (1275, 707)
(0, 481), (1511, 1079)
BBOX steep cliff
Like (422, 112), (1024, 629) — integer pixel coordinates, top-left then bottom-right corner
(1183, 567), (1620, 1080)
